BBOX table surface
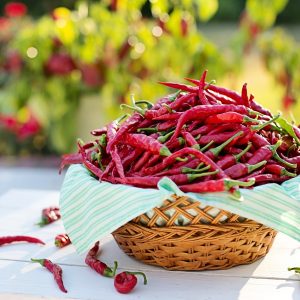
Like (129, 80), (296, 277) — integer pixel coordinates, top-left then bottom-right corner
(0, 167), (300, 300)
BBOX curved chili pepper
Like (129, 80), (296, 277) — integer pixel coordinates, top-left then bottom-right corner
(85, 241), (118, 278)
(59, 153), (82, 174)
(205, 90), (236, 105)
(114, 271), (147, 294)
(0, 236), (45, 246)
(106, 113), (144, 153)
(122, 133), (171, 156)
(90, 126), (107, 136)
(249, 173), (290, 184)
(185, 78), (243, 104)
(249, 94), (272, 117)
(55, 234), (71, 248)
(31, 258), (67, 293)
(197, 70), (210, 105)
(152, 112), (183, 121)
(224, 160), (267, 179)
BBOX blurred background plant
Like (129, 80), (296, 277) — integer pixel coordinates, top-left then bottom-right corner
(0, 0), (299, 156)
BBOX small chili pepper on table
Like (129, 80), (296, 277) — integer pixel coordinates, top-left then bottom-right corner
(55, 234), (71, 248)
(85, 241), (118, 277)
(31, 258), (67, 293)
(37, 206), (61, 227)
(0, 236), (45, 246)
(114, 271), (147, 294)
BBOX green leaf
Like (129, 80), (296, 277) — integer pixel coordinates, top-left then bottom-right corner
(197, 0), (219, 22)
(276, 116), (300, 146)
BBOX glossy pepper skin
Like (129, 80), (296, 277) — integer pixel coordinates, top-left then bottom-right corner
(114, 271), (147, 294)
(55, 234), (71, 248)
(85, 241), (118, 277)
(37, 206), (61, 227)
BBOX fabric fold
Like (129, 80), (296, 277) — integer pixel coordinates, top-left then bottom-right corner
(60, 164), (300, 254)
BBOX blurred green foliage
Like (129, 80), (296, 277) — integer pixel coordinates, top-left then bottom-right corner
(0, 0), (300, 155)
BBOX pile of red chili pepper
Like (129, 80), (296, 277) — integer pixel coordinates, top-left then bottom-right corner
(62, 71), (300, 197)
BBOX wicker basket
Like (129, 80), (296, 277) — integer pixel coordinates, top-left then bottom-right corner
(112, 195), (277, 271)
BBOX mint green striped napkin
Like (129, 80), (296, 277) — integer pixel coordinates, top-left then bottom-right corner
(60, 164), (300, 254)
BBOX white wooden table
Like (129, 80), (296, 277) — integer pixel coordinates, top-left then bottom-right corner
(0, 189), (299, 300)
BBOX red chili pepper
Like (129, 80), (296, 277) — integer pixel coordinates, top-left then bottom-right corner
(152, 112), (182, 121)
(137, 120), (177, 133)
(55, 234), (71, 248)
(0, 236), (45, 246)
(251, 133), (270, 148)
(204, 131), (243, 159)
(169, 104), (257, 143)
(248, 140), (296, 169)
(158, 81), (197, 93)
(122, 133), (171, 156)
(205, 112), (259, 125)
(131, 152), (152, 173)
(85, 241), (118, 277)
(114, 271), (147, 294)
(185, 78), (243, 104)
(205, 90), (236, 105)
(143, 147), (226, 178)
(181, 131), (200, 149)
(238, 168), (266, 182)
(224, 160), (267, 179)
(265, 164), (296, 177)
(107, 113), (144, 153)
(217, 143), (252, 169)
(249, 174), (290, 184)
(31, 258), (67, 293)
(59, 153), (82, 174)
(90, 126), (107, 136)
(197, 70), (210, 105)
(179, 178), (255, 194)
(155, 159), (200, 176)
(198, 130), (241, 145)
(241, 83), (250, 107)
(249, 94), (272, 117)
(37, 206), (61, 227)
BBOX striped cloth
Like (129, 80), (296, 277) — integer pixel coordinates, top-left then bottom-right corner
(60, 164), (300, 254)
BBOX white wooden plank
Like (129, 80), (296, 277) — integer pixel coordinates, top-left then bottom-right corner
(0, 260), (299, 300)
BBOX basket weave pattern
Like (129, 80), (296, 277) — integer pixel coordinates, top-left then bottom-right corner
(113, 196), (277, 270)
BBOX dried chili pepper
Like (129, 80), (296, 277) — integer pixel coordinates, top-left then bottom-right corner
(31, 258), (67, 293)
(114, 271), (147, 294)
(59, 153), (82, 174)
(0, 235), (45, 246)
(55, 234), (71, 248)
(85, 241), (118, 277)
(37, 206), (61, 227)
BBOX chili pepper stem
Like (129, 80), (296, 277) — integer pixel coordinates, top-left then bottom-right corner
(31, 258), (45, 266)
(210, 131), (243, 157)
(225, 178), (256, 189)
(235, 142), (252, 161)
(159, 146), (172, 157)
(187, 170), (219, 182)
(251, 114), (281, 131)
(182, 165), (211, 173)
(104, 261), (118, 277)
(126, 271), (147, 285)
(283, 170), (297, 177)
(120, 104), (145, 115)
(200, 140), (214, 152)
(248, 160), (267, 173)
